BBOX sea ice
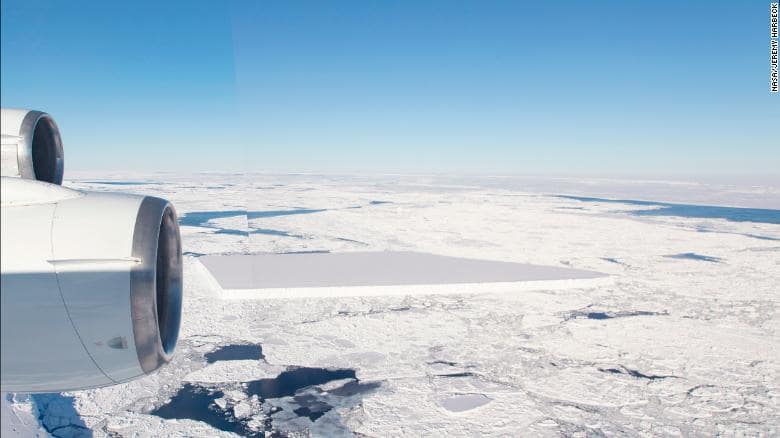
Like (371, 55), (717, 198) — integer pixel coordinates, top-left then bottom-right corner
(3, 173), (778, 436)
(438, 394), (492, 413)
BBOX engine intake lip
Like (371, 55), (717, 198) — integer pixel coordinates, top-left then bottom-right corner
(18, 111), (64, 185)
(130, 196), (183, 374)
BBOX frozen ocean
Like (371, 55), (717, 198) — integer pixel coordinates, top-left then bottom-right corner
(2, 173), (779, 437)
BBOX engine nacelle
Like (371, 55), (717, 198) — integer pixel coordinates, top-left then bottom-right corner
(1, 108), (64, 185)
(0, 110), (182, 393)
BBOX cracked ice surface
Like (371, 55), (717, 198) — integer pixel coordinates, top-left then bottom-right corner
(3, 173), (779, 437)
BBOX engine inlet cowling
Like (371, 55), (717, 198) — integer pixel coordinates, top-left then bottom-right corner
(131, 196), (183, 374)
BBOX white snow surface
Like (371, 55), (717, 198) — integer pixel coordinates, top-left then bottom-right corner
(2, 173), (779, 437)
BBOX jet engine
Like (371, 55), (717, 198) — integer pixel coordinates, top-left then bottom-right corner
(1, 109), (64, 184)
(0, 108), (182, 392)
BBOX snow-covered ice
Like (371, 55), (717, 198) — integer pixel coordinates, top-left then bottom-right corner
(2, 173), (778, 437)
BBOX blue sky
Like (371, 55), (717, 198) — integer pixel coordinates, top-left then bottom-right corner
(2, 1), (777, 177)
